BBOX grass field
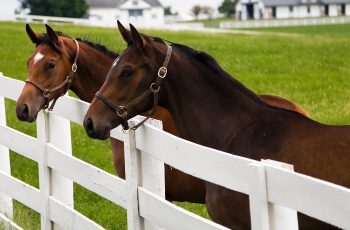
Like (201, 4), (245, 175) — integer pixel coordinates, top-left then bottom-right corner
(1, 21), (350, 229)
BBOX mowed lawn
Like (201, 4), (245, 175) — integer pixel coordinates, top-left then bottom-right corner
(1, 21), (350, 229)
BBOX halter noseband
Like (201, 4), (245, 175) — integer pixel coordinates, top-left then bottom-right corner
(25, 39), (80, 111)
(95, 44), (173, 130)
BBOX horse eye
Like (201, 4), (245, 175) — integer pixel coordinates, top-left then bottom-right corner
(122, 69), (134, 78)
(47, 61), (56, 69)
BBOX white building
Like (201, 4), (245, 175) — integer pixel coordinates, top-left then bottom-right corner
(0, 0), (21, 21)
(87, 0), (164, 27)
(236, 0), (350, 20)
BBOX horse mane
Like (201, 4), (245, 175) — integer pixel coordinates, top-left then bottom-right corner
(153, 38), (268, 107)
(76, 38), (119, 59)
(151, 36), (307, 116)
(38, 32), (118, 59)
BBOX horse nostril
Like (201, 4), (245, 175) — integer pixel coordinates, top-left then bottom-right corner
(84, 117), (94, 134)
(17, 103), (29, 121)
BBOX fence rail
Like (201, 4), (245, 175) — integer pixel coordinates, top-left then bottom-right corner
(220, 16), (350, 29)
(15, 15), (90, 26)
(1, 73), (350, 230)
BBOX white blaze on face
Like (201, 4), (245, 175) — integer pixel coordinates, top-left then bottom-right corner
(33, 52), (44, 65)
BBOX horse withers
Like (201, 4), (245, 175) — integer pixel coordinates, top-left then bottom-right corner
(83, 22), (344, 229)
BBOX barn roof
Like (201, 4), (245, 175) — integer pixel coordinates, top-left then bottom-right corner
(261, 0), (350, 6)
(322, 0), (350, 3)
(86, 0), (162, 8)
(85, 0), (120, 8)
(261, 0), (298, 6)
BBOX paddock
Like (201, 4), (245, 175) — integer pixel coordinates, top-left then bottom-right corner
(1, 71), (350, 230)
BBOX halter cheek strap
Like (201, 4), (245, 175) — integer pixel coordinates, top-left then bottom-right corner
(25, 39), (80, 111)
(95, 44), (173, 130)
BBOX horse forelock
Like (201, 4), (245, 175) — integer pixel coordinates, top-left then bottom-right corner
(36, 32), (118, 59)
(36, 32), (69, 53)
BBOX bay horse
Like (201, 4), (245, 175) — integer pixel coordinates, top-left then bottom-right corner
(83, 22), (345, 229)
(16, 24), (309, 205)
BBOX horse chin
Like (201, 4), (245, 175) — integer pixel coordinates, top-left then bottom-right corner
(87, 129), (111, 140)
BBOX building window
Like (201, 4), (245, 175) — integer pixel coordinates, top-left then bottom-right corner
(338, 4), (346, 15)
(152, 14), (157, 18)
(307, 6), (311, 14)
(132, 0), (138, 6)
(289, 6), (293, 12)
(129, 9), (143, 17)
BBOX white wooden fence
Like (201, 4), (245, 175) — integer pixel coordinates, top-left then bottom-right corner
(0, 73), (350, 230)
(220, 16), (350, 29)
(15, 15), (91, 26)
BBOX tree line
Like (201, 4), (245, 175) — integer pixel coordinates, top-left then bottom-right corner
(20, 0), (238, 19)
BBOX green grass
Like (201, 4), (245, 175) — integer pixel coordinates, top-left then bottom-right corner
(1, 22), (350, 229)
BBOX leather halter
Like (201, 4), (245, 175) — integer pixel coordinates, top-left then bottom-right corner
(25, 39), (80, 111)
(95, 44), (173, 130)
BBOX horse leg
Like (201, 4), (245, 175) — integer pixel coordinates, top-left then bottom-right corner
(164, 165), (206, 203)
(110, 137), (126, 179)
(205, 182), (250, 230)
(205, 183), (338, 230)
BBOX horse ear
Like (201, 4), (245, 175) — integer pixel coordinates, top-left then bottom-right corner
(26, 24), (40, 45)
(117, 20), (131, 44)
(45, 24), (59, 46)
(129, 23), (144, 50)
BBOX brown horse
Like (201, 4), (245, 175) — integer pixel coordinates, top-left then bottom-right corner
(16, 24), (309, 205)
(83, 22), (345, 229)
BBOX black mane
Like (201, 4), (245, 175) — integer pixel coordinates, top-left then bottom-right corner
(76, 38), (119, 59)
(151, 36), (224, 76)
(38, 32), (118, 58)
(152, 36), (275, 108)
(172, 42), (223, 75)
(158, 38), (306, 115)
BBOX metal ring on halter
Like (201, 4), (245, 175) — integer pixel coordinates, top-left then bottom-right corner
(72, 63), (78, 73)
(158, 67), (167, 78)
(67, 76), (72, 83)
(43, 90), (50, 98)
(122, 127), (130, 134)
(117, 106), (128, 118)
(150, 83), (160, 93)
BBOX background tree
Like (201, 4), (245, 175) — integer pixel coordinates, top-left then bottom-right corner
(164, 6), (172, 15)
(20, 0), (88, 18)
(201, 6), (214, 20)
(191, 5), (202, 20)
(218, 0), (237, 17)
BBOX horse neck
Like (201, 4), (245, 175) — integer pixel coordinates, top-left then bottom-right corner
(160, 48), (266, 148)
(64, 40), (114, 102)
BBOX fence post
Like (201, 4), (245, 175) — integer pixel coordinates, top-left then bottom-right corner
(262, 160), (298, 230)
(46, 111), (74, 229)
(124, 122), (144, 230)
(140, 119), (165, 230)
(248, 162), (270, 230)
(0, 95), (13, 219)
(37, 111), (52, 230)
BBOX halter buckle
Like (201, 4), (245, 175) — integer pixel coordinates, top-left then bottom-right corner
(158, 67), (167, 78)
(117, 106), (128, 118)
(66, 76), (72, 83)
(43, 90), (50, 98)
(150, 83), (160, 93)
(72, 63), (77, 73)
